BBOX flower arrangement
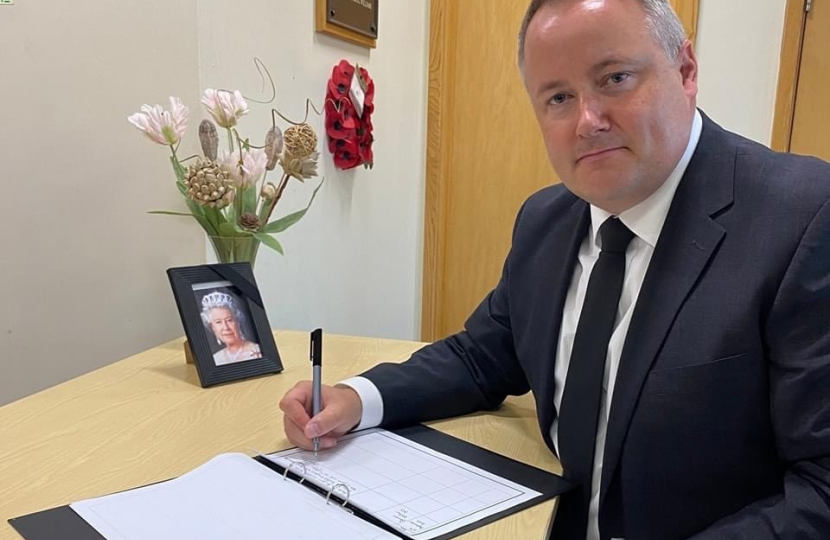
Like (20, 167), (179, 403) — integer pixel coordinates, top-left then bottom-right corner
(128, 89), (323, 266)
(324, 60), (375, 170)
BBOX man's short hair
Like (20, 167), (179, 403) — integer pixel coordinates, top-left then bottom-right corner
(517, 0), (687, 72)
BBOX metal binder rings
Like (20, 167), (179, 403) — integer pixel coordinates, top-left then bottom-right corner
(281, 459), (353, 512)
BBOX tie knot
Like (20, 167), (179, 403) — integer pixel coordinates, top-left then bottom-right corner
(599, 217), (634, 253)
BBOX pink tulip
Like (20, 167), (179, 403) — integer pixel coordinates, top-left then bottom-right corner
(219, 148), (267, 187)
(127, 97), (189, 146)
(201, 89), (249, 129)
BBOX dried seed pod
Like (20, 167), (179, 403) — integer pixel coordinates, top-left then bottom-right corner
(264, 126), (284, 171)
(183, 159), (235, 209)
(198, 119), (219, 161)
(260, 182), (277, 200)
(239, 213), (261, 230)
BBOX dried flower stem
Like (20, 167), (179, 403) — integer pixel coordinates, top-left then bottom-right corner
(271, 99), (322, 127)
(242, 142), (267, 150)
(275, 173), (290, 203)
(325, 96), (353, 113)
(233, 129), (244, 158)
(241, 57), (277, 105)
(255, 170), (270, 216)
(219, 58), (276, 106)
(263, 172), (291, 224)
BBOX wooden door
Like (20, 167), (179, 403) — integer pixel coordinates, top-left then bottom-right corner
(788, 1), (830, 160)
(422, 0), (701, 342)
(773, 0), (830, 159)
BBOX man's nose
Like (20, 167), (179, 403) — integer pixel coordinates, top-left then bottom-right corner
(575, 95), (610, 138)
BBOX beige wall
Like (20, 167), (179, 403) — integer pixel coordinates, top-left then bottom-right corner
(695, 0), (788, 143)
(197, 1), (430, 341)
(0, 1), (203, 405)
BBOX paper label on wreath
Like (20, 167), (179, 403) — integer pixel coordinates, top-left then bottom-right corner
(350, 74), (366, 118)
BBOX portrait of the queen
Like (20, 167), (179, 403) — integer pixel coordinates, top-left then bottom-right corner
(198, 289), (263, 366)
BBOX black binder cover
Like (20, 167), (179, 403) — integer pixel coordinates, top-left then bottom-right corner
(9, 425), (571, 540)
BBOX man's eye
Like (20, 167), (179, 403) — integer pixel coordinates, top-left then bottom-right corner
(609, 72), (629, 84)
(550, 93), (568, 105)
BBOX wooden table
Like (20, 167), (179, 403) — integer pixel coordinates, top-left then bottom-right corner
(0, 330), (561, 539)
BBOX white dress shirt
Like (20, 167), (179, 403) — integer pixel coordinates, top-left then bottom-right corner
(342, 110), (703, 540)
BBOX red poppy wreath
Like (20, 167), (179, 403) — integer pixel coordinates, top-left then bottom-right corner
(325, 59), (375, 170)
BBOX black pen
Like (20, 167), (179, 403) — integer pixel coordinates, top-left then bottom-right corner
(310, 328), (323, 456)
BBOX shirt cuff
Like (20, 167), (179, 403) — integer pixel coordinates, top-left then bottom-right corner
(338, 376), (384, 431)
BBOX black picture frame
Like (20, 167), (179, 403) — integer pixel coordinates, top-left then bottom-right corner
(167, 263), (283, 387)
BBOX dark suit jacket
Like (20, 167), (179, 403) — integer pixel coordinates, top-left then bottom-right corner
(362, 113), (830, 539)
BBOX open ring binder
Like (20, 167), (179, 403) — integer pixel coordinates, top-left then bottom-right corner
(9, 425), (572, 540)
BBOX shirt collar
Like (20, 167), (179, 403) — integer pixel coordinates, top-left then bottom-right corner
(589, 109), (703, 249)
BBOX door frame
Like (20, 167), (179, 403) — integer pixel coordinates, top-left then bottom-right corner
(421, 0), (700, 342)
(421, 0), (456, 342)
(771, 0), (810, 152)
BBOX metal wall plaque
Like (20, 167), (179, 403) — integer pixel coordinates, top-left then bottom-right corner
(327, 0), (378, 39)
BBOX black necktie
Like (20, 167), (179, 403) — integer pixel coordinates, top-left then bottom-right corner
(551, 217), (634, 539)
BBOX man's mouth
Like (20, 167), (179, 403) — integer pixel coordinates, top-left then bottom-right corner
(576, 147), (625, 163)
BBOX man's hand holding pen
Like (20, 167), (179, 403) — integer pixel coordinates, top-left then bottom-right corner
(280, 382), (363, 451)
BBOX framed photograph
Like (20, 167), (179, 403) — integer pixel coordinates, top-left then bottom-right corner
(167, 263), (283, 387)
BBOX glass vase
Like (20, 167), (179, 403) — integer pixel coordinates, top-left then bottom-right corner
(208, 235), (261, 268)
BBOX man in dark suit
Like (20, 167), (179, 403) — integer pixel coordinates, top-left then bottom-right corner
(281, 0), (830, 538)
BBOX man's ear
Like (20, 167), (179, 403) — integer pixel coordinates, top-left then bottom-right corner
(678, 40), (699, 99)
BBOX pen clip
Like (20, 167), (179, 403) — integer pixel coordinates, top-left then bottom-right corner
(310, 328), (322, 366)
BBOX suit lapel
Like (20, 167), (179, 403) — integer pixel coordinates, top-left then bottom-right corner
(599, 114), (736, 505)
(534, 198), (591, 454)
